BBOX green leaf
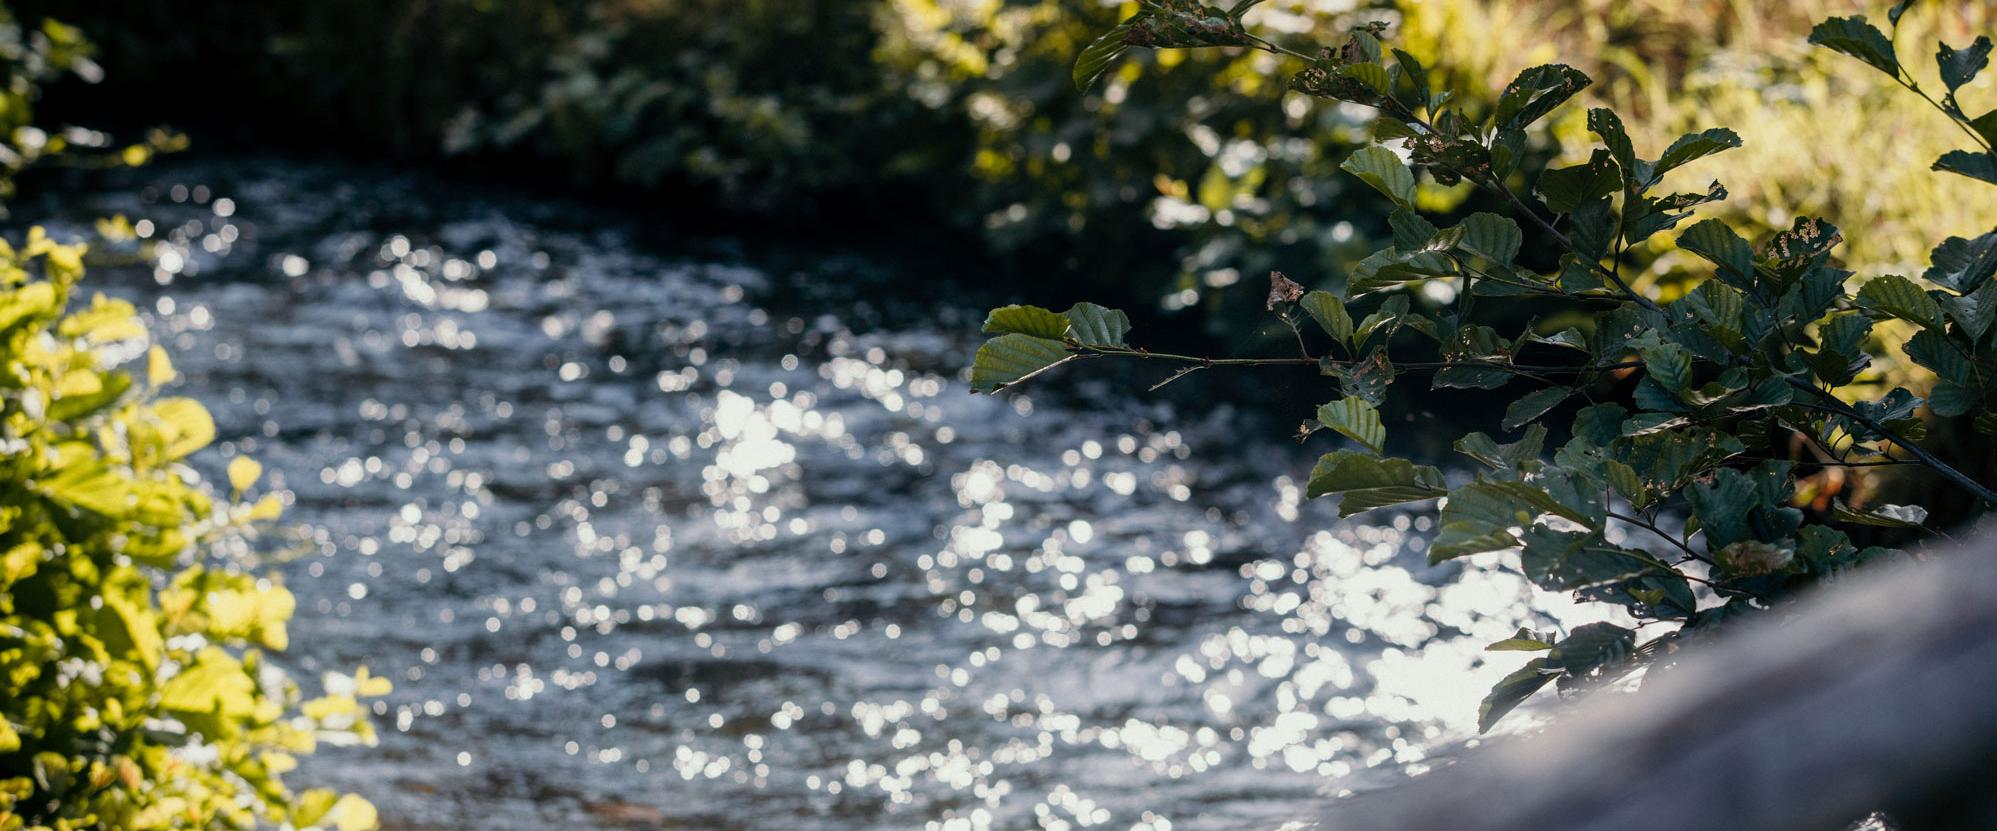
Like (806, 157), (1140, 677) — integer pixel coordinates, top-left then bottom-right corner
(152, 398), (216, 461)
(982, 305), (1068, 339)
(1587, 108), (1639, 188)
(1687, 468), (1757, 549)
(1519, 526), (1661, 592)
(1947, 282), (1997, 341)
(1764, 216), (1843, 267)
(1547, 622), (1636, 675)
(1456, 213), (1522, 265)
(1352, 294), (1411, 345)
(1905, 328), (1972, 384)
(1568, 198), (1615, 259)
(1604, 459), (1650, 508)
(1639, 341), (1692, 392)
(1300, 290), (1353, 345)
(1063, 302), (1130, 346)
(970, 334), (1070, 393)
(1431, 480), (1590, 561)
(1479, 657), (1557, 733)
(1809, 16), (1900, 76)
(1925, 229), (1997, 295)
(159, 647), (259, 725)
(1503, 387), (1569, 432)
(1074, 18), (1136, 92)
(1939, 36), (1993, 93)
(1338, 62), (1392, 95)
(1392, 48), (1430, 110)
(1855, 274), (1945, 330)
(1340, 146), (1416, 209)
(1935, 150), (1997, 186)
(1493, 64), (1592, 130)
(1536, 150), (1621, 214)
(1973, 109), (1997, 148)
(1929, 380), (1981, 417)
(1388, 209), (1437, 252)
(1317, 397), (1386, 454)
(1454, 424), (1546, 473)
(1832, 500), (1929, 529)
(1304, 449), (1446, 516)
(96, 594), (163, 672)
(1652, 128), (1742, 177)
(1487, 626), (1557, 651)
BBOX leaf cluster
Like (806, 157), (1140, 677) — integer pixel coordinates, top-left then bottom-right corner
(0, 233), (384, 830)
(979, 3), (1997, 733)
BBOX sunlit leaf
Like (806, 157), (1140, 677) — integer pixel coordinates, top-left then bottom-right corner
(1833, 500), (1928, 529)
(1304, 449), (1446, 516)
(970, 334), (1070, 393)
(1855, 274), (1945, 330)
(1317, 396), (1385, 454)
(1300, 290), (1352, 345)
(982, 304), (1068, 339)
(1073, 18), (1137, 91)
(228, 456), (264, 493)
(1063, 302), (1130, 347)
(1339, 146), (1415, 209)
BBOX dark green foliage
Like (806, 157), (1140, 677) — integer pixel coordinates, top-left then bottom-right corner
(972, 5), (1997, 733)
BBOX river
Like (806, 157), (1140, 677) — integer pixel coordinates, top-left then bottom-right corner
(21, 155), (1615, 830)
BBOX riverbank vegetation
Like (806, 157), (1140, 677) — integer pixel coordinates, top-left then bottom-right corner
(0, 9), (383, 829)
(972, 0), (1996, 741)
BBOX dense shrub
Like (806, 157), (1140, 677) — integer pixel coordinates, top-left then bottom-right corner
(972, 1), (1996, 734)
(0, 230), (387, 830)
(0, 8), (382, 829)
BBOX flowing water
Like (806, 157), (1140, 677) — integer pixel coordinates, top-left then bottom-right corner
(22, 156), (1618, 831)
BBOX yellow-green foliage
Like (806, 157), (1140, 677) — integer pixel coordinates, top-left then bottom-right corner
(0, 232), (384, 831)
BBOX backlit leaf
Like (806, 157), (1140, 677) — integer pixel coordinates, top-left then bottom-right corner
(970, 334), (1070, 393)
(982, 305), (1068, 339)
(1340, 146), (1416, 209)
(1317, 397), (1385, 454)
(1300, 290), (1353, 344)
(1074, 18), (1136, 91)
(1855, 274), (1944, 330)
(1063, 302), (1130, 347)
(1304, 449), (1446, 516)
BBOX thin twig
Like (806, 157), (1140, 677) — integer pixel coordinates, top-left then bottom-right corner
(1609, 510), (1710, 565)
(1786, 379), (1997, 506)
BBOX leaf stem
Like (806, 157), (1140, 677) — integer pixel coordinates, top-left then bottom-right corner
(1608, 510), (1710, 565)
(1786, 379), (1997, 505)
